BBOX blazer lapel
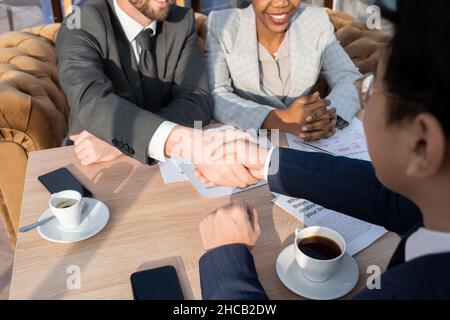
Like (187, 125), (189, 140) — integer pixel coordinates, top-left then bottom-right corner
(229, 6), (262, 97)
(287, 7), (321, 105)
(155, 21), (167, 79)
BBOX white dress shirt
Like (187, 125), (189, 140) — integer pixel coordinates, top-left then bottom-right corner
(405, 227), (450, 262)
(114, 0), (176, 162)
(257, 32), (291, 100)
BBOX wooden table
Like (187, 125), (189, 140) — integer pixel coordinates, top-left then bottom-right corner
(9, 143), (399, 299)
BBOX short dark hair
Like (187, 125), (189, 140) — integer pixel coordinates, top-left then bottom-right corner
(380, 0), (450, 137)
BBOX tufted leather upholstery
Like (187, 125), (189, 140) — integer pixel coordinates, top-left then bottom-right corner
(0, 24), (69, 248)
(327, 9), (391, 74)
(312, 9), (391, 97)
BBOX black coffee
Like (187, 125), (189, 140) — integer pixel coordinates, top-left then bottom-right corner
(55, 199), (77, 209)
(298, 236), (342, 260)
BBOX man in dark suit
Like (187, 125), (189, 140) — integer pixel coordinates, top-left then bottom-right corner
(197, 0), (450, 299)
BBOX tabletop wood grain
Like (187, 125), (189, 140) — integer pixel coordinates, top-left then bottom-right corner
(9, 134), (399, 300)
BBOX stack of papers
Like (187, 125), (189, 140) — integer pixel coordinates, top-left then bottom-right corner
(286, 118), (371, 161)
(273, 194), (386, 256)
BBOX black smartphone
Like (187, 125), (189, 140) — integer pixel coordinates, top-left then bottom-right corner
(130, 265), (184, 300)
(336, 117), (350, 130)
(38, 167), (93, 197)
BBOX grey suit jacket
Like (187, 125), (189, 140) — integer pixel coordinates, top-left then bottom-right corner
(205, 6), (362, 130)
(56, 0), (213, 164)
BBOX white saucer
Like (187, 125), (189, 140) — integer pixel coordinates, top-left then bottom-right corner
(37, 198), (109, 243)
(276, 244), (359, 300)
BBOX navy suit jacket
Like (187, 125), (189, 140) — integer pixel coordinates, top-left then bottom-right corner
(199, 148), (450, 300)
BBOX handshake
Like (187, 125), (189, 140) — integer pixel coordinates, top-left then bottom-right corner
(167, 126), (273, 189)
(71, 126), (273, 189)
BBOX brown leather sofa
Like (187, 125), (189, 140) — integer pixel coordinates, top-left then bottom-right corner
(0, 11), (389, 250)
(0, 24), (69, 248)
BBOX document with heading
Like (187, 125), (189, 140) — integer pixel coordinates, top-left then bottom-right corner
(273, 195), (386, 256)
(286, 118), (371, 161)
(158, 157), (189, 184)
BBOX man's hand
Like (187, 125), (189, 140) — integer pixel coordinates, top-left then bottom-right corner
(199, 202), (261, 251)
(70, 131), (122, 166)
(193, 132), (261, 189)
(194, 161), (259, 189)
(194, 138), (270, 185)
(165, 126), (262, 188)
(263, 92), (337, 141)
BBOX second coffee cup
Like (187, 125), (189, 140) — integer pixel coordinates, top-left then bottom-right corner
(294, 226), (346, 282)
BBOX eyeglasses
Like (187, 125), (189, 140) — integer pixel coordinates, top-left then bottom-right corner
(354, 73), (399, 109)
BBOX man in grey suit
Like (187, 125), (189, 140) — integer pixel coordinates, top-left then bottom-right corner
(56, 0), (215, 167)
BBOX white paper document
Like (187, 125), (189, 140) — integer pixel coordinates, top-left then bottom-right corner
(274, 195), (386, 256)
(158, 157), (189, 184)
(286, 119), (371, 161)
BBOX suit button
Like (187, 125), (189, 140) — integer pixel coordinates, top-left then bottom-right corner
(124, 144), (133, 155)
(112, 139), (118, 146)
(129, 147), (135, 155)
(118, 141), (124, 150)
(147, 157), (158, 166)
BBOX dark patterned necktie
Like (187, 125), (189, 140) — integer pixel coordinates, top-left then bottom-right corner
(135, 28), (162, 111)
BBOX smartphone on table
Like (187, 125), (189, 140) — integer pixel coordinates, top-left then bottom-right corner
(38, 167), (93, 197)
(130, 265), (184, 300)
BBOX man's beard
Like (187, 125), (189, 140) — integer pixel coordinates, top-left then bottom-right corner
(129, 0), (175, 22)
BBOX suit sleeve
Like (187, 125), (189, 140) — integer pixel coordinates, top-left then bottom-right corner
(199, 244), (269, 300)
(268, 148), (422, 235)
(156, 9), (213, 127)
(56, 18), (164, 165)
(205, 12), (275, 130)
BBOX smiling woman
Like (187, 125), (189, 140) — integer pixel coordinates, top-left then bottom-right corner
(205, 0), (361, 139)
(253, 0), (302, 53)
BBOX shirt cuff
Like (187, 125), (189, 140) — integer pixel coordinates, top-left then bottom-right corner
(263, 147), (276, 180)
(147, 121), (177, 162)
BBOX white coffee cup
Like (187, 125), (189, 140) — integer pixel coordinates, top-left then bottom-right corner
(49, 190), (84, 229)
(294, 226), (346, 282)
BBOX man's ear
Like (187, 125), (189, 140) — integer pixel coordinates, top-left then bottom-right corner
(405, 113), (446, 178)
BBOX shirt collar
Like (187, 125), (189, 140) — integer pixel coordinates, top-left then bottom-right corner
(405, 227), (450, 262)
(113, 0), (157, 42)
(258, 32), (290, 62)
